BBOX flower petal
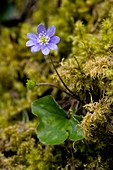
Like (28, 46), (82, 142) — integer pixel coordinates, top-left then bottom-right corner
(47, 26), (56, 37)
(42, 45), (50, 55)
(26, 40), (36, 47)
(50, 36), (60, 44)
(27, 33), (38, 40)
(31, 44), (41, 53)
(38, 24), (46, 34)
(47, 43), (58, 50)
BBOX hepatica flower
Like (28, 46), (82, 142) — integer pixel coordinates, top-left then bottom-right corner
(26, 24), (60, 55)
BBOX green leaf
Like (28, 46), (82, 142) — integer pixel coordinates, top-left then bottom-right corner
(31, 95), (84, 145)
(68, 118), (83, 141)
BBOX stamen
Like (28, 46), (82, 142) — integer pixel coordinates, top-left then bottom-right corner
(38, 33), (50, 45)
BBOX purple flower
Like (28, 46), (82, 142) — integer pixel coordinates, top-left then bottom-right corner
(26, 24), (60, 55)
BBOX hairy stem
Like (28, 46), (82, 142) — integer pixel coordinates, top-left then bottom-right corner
(49, 55), (84, 104)
(36, 82), (74, 98)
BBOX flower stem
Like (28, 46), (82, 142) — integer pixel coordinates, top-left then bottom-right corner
(36, 82), (74, 98)
(49, 55), (84, 103)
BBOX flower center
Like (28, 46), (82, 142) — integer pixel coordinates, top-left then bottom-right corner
(40, 37), (47, 43)
(38, 32), (50, 45)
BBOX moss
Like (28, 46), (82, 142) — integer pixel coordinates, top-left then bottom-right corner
(0, 123), (54, 169)
(82, 97), (113, 143)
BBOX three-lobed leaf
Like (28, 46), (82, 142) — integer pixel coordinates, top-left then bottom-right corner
(31, 95), (83, 145)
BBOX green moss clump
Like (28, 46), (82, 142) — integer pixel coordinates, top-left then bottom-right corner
(0, 123), (55, 169)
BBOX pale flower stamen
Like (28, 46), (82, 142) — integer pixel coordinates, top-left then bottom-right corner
(38, 32), (50, 45)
